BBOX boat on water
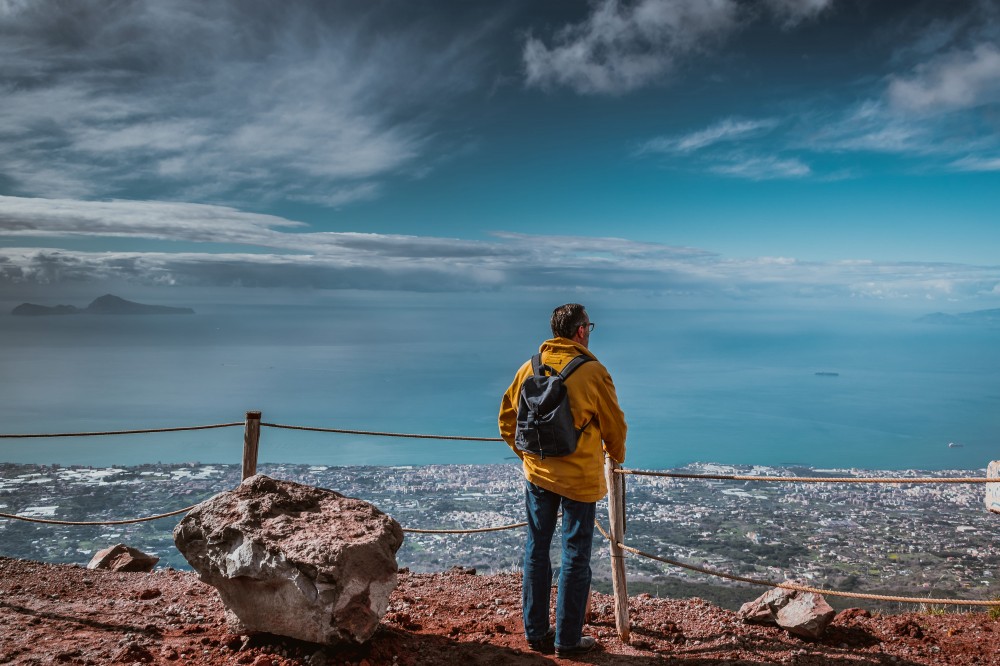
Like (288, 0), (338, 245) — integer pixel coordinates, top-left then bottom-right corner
(814, 371), (839, 377)
(948, 442), (964, 448)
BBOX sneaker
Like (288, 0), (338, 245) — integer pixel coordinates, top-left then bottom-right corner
(526, 627), (555, 653)
(555, 635), (597, 657)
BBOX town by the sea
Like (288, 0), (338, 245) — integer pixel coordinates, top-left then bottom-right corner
(2, 461), (997, 613)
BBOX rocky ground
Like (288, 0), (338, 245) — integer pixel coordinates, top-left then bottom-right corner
(0, 557), (997, 665)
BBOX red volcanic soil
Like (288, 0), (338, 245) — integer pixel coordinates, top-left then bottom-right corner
(0, 557), (997, 665)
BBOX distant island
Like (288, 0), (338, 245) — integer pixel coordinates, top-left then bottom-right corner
(917, 307), (1000, 326)
(11, 294), (194, 316)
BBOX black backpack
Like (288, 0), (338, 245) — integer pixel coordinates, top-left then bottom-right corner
(514, 353), (593, 459)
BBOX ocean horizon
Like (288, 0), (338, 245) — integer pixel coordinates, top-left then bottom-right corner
(1, 295), (997, 471)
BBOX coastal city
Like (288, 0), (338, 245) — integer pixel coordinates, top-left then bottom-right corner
(1, 461), (997, 612)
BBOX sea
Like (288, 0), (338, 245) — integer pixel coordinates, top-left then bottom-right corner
(1, 292), (998, 471)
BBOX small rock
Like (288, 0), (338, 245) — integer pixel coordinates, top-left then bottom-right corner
(894, 619), (924, 639)
(837, 608), (871, 622)
(776, 593), (835, 639)
(87, 544), (159, 573)
(739, 587), (835, 639)
(112, 640), (154, 663)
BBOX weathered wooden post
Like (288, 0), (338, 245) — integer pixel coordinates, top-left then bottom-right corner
(604, 456), (630, 642)
(987, 461), (1000, 514)
(242, 410), (262, 481)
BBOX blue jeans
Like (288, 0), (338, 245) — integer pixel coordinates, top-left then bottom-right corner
(522, 480), (596, 649)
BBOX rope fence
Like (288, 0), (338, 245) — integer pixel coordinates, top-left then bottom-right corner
(619, 469), (995, 483)
(2, 410), (999, 634)
(402, 520), (528, 534)
(0, 422), (243, 439)
(0, 505), (198, 526)
(262, 422), (503, 442)
(591, 520), (1000, 607)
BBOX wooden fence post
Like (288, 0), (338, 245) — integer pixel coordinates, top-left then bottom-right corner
(987, 461), (999, 514)
(604, 456), (630, 642)
(242, 411), (261, 481)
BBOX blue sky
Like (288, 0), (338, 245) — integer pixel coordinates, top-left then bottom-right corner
(1, 0), (999, 309)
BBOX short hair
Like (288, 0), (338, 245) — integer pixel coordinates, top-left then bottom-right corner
(551, 303), (588, 339)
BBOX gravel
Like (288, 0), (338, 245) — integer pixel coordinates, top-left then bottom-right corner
(1, 557), (997, 665)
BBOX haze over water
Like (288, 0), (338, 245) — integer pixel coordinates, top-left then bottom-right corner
(2, 294), (996, 472)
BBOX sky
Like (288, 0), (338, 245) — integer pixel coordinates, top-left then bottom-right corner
(1, 0), (999, 311)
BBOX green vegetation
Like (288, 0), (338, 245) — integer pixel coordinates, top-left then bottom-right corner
(921, 603), (948, 616)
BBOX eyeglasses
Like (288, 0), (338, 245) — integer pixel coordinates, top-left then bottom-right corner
(580, 322), (595, 332)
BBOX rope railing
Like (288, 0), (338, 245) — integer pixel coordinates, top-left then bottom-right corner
(0, 422), (243, 438)
(591, 520), (1000, 607)
(618, 469), (994, 483)
(261, 421), (503, 442)
(0, 505), (199, 526)
(402, 520), (527, 534)
(0, 410), (514, 528)
(0, 507), (526, 532)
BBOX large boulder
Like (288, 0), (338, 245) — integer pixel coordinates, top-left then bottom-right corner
(738, 586), (836, 639)
(87, 544), (159, 572)
(173, 474), (403, 645)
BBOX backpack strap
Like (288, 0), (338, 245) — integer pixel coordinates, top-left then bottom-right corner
(530, 353), (593, 378)
(562, 354), (595, 436)
(558, 354), (594, 380)
(530, 353), (543, 376)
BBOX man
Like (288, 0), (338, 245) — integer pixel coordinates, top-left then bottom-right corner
(498, 303), (627, 657)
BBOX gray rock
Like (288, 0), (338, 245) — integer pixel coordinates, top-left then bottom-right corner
(87, 544), (159, 572)
(737, 587), (794, 624)
(776, 592), (835, 639)
(738, 586), (835, 639)
(173, 474), (403, 645)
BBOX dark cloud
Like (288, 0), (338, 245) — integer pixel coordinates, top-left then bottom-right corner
(2, 196), (997, 301)
(0, 0), (502, 202)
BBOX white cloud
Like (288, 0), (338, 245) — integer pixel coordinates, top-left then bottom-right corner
(287, 183), (384, 208)
(646, 7), (1000, 174)
(763, 0), (835, 28)
(0, 0), (490, 205)
(0, 196), (303, 245)
(2, 196), (997, 303)
(709, 155), (811, 180)
(793, 88), (1000, 164)
(639, 118), (777, 154)
(950, 155), (1000, 172)
(888, 43), (1000, 113)
(523, 0), (740, 95)
(636, 118), (806, 180)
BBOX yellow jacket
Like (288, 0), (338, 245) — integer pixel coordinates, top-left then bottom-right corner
(498, 337), (627, 503)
